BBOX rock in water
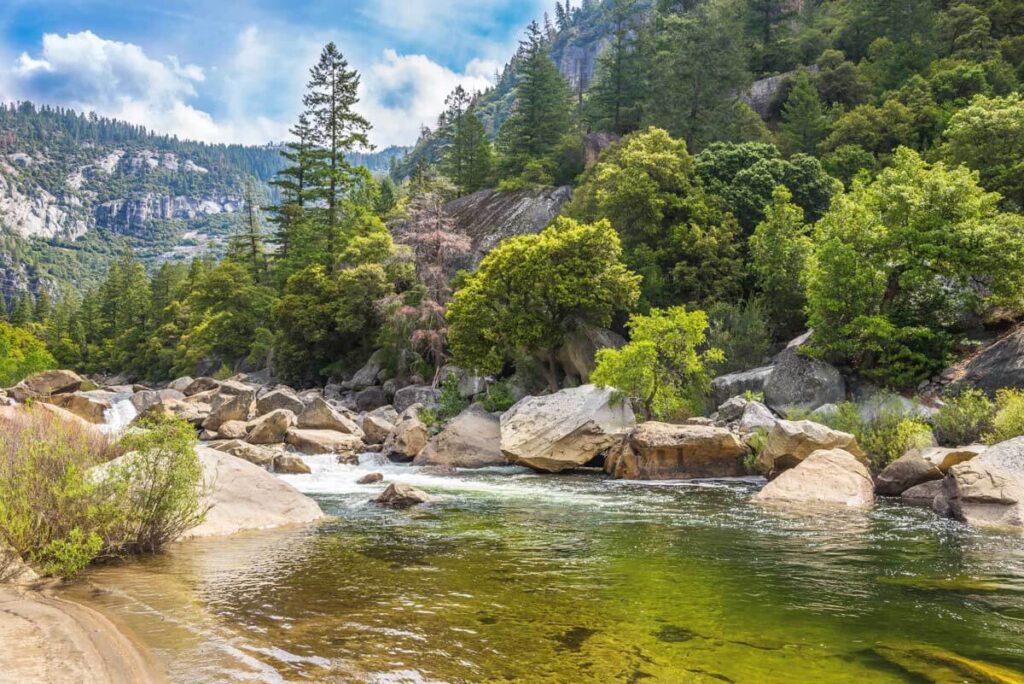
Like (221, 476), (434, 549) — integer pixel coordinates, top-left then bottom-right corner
(414, 405), (506, 468)
(875, 453), (943, 496)
(208, 439), (279, 469)
(754, 449), (875, 508)
(937, 437), (1024, 529)
(286, 428), (362, 455)
(605, 423), (748, 480)
(8, 369), (83, 402)
(374, 483), (432, 508)
(43, 391), (114, 424)
(246, 409), (297, 445)
(500, 384), (635, 473)
(758, 420), (867, 477)
(361, 412), (395, 445)
(357, 472), (383, 484)
(297, 396), (363, 437)
(383, 406), (430, 462)
(763, 333), (845, 413)
(901, 479), (945, 503)
(273, 454), (311, 475)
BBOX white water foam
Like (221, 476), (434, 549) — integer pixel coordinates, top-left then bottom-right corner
(100, 395), (138, 435)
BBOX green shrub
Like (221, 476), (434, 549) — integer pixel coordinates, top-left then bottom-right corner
(437, 374), (468, 422)
(0, 322), (56, 387)
(744, 428), (770, 475)
(987, 389), (1024, 444)
(705, 300), (772, 375)
(481, 380), (517, 413)
(932, 389), (994, 446)
(811, 399), (935, 471)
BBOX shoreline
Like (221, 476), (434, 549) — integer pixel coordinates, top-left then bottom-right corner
(0, 584), (165, 684)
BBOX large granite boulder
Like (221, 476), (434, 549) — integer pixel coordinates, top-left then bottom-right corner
(43, 391), (114, 424)
(362, 411), (396, 445)
(354, 386), (389, 412)
(956, 324), (1024, 394)
(936, 437), (1024, 529)
(130, 389), (185, 414)
(738, 401), (778, 433)
(500, 384), (635, 473)
(183, 377), (220, 396)
(255, 388), (304, 416)
(216, 420), (249, 440)
(710, 366), (773, 408)
(605, 423), (748, 480)
(758, 419), (867, 477)
(556, 324), (626, 384)
(167, 376), (194, 393)
(383, 405), (430, 462)
(349, 350), (386, 391)
(916, 445), (985, 473)
(874, 453), (943, 496)
(297, 396), (363, 437)
(246, 409), (297, 445)
(180, 447), (324, 539)
(285, 428), (362, 456)
(754, 449), (875, 508)
(374, 483), (433, 508)
(208, 439), (279, 469)
(8, 369), (83, 402)
(394, 385), (442, 414)
(273, 454), (311, 475)
(414, 405), (506, 468)
(901, 479), (945, 503)
(201, 387), (256, 431)
(763, 333), (845, 413)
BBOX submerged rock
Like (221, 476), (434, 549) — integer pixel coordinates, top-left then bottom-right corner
(606, 422), (748, 480)
(374, 483), (433, 508)
(500, 384), (635, 473)
(754, 449), (875, 508)
(414, 405), (506, 468)
(758, 420), (866, 478)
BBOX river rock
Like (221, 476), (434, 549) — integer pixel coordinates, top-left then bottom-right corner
(167, 376), (194, 393)
(357, 472), (383, 484)
(556, 324), (626, 384)
(146, 397), (209, 427)
(374, 483), (432, 508)
(255, 388), (304, 416)
(217, 420), (250, 440)
(917, 445), (986, 473)
(349, 350), (386, 391)
(937, 437), (1024, 529)
(297, 396), (363, 437)
(606, 422), (748, 480)
(273, 454), (311, 475)
(361, 412), (395, 445)
(710, 366), (774, 408)
(901, 479), (945, 503)
(500, 384), (635, 473)
(8, 369), (83, 402)
(43, 391), (113, 424)
(758, 420), (867, 477)
(875, 453), (943, 496)
(763, 333), (845, 413)
(754, 449), (875, 508)
(414, 405), (506, 468)
(183, 377), (220, 396)
(394, 385), (442, 414)
(956, 323), (1024, 393)
(355, 386), (389, 412)
(208, 439), (278, 469)
(286, 428), (362, 456)
(383, 406), (430, 462)
(130, 388), (185, 414)
(201, 387), (256, 431)
(738, 401), (777, 433)
(180, 447), (324, 539)
(246, 409), (297, 445)
(717, 396), (749, 423)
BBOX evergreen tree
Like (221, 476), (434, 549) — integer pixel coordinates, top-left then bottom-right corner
(302, 42), (372, 268)
(0, 295), (8, 322)
(496, 22), (573, 183)
(586, 0), (646, 135)
(229, 181), (268, 282)
(440, 87), (493, 195)
(778, 71), (829, 156)
(11, 293), (33, 326)
(269, 114), (316, 259)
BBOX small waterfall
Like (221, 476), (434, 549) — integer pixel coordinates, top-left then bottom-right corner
(101, 396), (138, 435)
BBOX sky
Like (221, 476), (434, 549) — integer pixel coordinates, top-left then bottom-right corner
(0, 0), (550, 148)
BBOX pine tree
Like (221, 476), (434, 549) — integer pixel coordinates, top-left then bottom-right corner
(10, 293), (33, 326)
(778, 71), (828, 156)
(0, 295), (8, 322)
(33, 289), (52, 323)
(230, 181), (268, 282)
(269, 114), (316, 258)
(439, 87), (494, 194)
(586, 0), (645, 135)
(496, 21), (573, 183)
(302, 42), (372, 268)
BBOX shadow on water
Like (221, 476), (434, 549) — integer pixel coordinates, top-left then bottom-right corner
(68, 457), (1024, 683)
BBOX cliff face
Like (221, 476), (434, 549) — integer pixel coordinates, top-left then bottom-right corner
(95, 194), (241, 235)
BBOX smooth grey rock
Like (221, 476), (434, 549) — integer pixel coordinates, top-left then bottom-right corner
(763, 334), (845, 413)
(710, 366), (774, 408)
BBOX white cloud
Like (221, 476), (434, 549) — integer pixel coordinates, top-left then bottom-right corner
(358, 49), (496, 148)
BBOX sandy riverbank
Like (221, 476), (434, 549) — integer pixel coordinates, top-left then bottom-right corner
(0, 585), (164, 684)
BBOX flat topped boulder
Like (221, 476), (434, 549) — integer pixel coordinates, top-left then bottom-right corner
(180, 447), (324, 539)
(500, 384), (635, 473)
(937, 437), (1024, 530)
(754, 448), (875, 508)
(414, 405), (506, 468)
(8, 369), (83, 402)
(917, 445), (985, 473)
(297, 396), (363, 437)
(763, 333), (845, 413)
(606, 422), (748, 480)
(246, 408), (297, 445)
(758, 419), (866, 477)
(875, 453), (943, 496)
(286, 428), (362, 455)
(256, 388), (304, 416)
(43, 390), (114, 424)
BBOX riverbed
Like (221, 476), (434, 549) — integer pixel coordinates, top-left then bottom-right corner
(68, 455), (1024, 682)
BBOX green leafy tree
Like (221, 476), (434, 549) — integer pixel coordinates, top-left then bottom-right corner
(749, 186), (812, 339)
(0, 322), (56, 386)
(778, 71), (828, 156)
(805, 148), (1024, 387)
(496, 21), (573, 183)
(593, 306), (722, 420)
(568, 127), (744, 309)
(448, 216), (641, 391)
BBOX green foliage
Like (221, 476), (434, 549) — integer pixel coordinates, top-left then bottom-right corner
(480, 380), (517, 414)
(437, 374), (469, 422)
(779, 71), (829, 156)
(439, 87), (494, 195)
(749, 186), (811, 339)
(592, 306), (722, 421)
(568, 128), (744, 309)
(448, 216), (640, 391)
(805, 147), (1024, 387)
(814, 399), (934, 471)
(0, 322), (56, 387)
(822, 144), (878, 188)
(704, 299), (771, 375)
(932, 388), (994, 446)
(987, 389), (1024, 444)
(585, 0), (646, 135)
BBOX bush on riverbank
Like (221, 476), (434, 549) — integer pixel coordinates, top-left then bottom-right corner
(988, 389), (1024, 445)
(932, 389), (994, 446)
(0, 410), (205, 578)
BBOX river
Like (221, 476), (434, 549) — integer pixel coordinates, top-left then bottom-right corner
(68, 454), (1024, 682)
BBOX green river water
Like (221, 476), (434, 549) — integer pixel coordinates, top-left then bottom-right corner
(69, 456), (1024, 683)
